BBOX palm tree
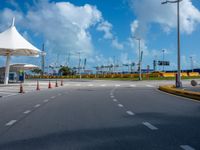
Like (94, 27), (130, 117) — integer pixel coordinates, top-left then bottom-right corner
(59, 66), (72, 75)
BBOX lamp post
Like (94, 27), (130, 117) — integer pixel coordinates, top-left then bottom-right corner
(162, 49), (165, 72)
(77, 52), (82, 79)
(41, 44), (46, 76)
(190, 56), (194, 72)
(134, 37), (142, 80)
(161, 0), (183, 88)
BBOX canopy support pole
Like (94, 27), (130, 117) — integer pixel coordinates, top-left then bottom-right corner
(4, 54), (11, 85)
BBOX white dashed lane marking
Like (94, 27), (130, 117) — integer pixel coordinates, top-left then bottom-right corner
(118, 104), (124, 107)
(180, 145), (195, 150)
(5, 120), (17, 126)
(113, 99), (117, 102)
(101, 84), (106, 87)
(143, 122), (158, 130)
(23, 110), (31, 114)
(115, 84), (120, 87)
(34, 104), (41, 108)
(51, 96), (56, 99)
(88, 84), (94, 87)
(126, 111), (135, 116)
(44, 99), (49, 103)
(111, 95), (114, 98)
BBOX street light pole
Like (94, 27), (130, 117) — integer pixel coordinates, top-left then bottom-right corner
(190, 56), (193, 72)
(161, 0), (183, 87)
(77, 52), (82, 79)
(162, 49), (165, 72)
(134, 37), (142, 80)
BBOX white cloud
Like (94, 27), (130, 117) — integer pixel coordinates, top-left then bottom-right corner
(97, 21), (113, 39)
(130, 20), (139, 36)
(24, 1), (102, 56)
(112, 38), (124, 50)
(130, 0), (200, 34)
(97, 20), (124, 50)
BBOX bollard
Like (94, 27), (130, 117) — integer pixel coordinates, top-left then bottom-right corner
(55, 80), (58, 87)
(48, 80), (52, 89)
(36, 80), (40, 90)
(19, 82), (25, 93)
(191, 80), (198, 87)
(61, 79), (63, 86)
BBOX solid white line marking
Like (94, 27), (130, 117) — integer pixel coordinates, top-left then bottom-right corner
(101, 84), (106, 87)
(146, 85), (154, 87)
(34, 104), (41, 108)
(143, 122), (158, 130)
(118, 104), (124, 107)
(5, 120), (17, 126)
(75, 84), (81, 86)
(180, 145), (195, 150)
(88, 84), (94, 86)
(44, 99), (49, 103)
(51, 96), (55, 99)
(126, 111), (135, 115)
(24, 110), (31, 114)
(115, 84), (120, 87)
(113, 99), (117, 102)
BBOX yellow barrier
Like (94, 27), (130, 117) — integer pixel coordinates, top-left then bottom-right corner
(159, 85), (200, 101)
(189, 72), (199, 77)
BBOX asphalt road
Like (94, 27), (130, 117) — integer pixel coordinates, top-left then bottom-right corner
(0, 80), (199, 150)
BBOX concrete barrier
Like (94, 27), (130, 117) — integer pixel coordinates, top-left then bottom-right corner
(159, 85), (200, 101)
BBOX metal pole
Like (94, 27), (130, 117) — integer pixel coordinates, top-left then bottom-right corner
(78, 52), (82, 79)
(162, 49), (165, 72)
(138, 39), (142, 80)
(177, 0), (182, 87)
(4, 54), (11, 85)
(41, 44), (45, 76)
(190, 56), (193, 72)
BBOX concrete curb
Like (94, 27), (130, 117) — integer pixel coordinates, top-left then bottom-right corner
(159, 85), (200, 101)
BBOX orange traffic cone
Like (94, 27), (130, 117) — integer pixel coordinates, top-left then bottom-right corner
(48, 80), (52, 89)
(61, 79), (63, 86)
(36, 80), (40, 90)
(19, 82), (25, 93)
(55, 80), (58, 87)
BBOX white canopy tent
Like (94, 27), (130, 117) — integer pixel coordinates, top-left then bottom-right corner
(10, 63), (39, 70)
(0, 18), (41, 84)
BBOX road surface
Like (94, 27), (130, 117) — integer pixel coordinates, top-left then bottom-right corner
(0, 80), (199, 150)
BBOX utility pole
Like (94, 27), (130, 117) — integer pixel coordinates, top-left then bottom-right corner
(190, 56), (194, 72)
(162, 0), (183, 88)
(134, 37), (142, 80)
(77, 52), (81, 79)
(41, 43), (46, 76)
(162, 49), (165, 72)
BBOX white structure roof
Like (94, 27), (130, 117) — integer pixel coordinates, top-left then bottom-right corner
(10, 63), (39, 70)
(0, 19), (40, 56)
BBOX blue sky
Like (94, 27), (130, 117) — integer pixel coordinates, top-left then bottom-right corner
(0, 0), (200, 72)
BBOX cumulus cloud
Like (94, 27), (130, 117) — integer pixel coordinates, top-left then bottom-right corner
(97, 20), (124, 50)
(130, 20), (139, 36)
(23, 1), (102, 56)
(97, 21), (113, 39)
(111, 38), (124, 50)
(130, 0), (200, 34)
